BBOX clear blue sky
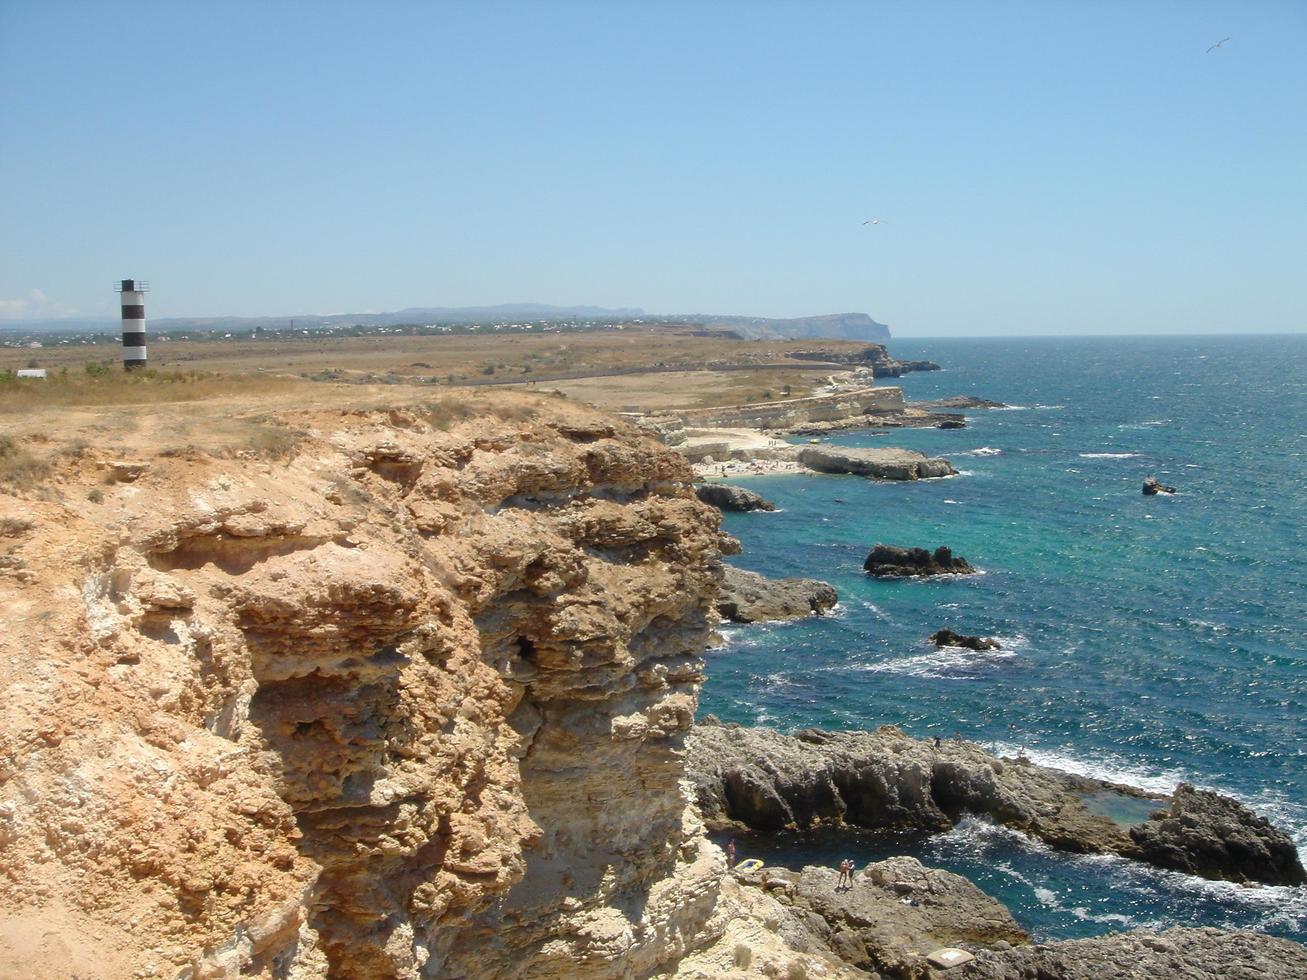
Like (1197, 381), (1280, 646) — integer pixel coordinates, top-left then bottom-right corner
(2, 0), (1304, 336)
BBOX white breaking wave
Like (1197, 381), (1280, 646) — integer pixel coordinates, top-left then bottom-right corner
(984, 742), (1307, 850)
(860, 634), (1024, 680)
(957, 446), (1003, 457)
(1078, 452), (1140, 459)
(933, 816), (1306, 933)
(985, 742), (1198, 796)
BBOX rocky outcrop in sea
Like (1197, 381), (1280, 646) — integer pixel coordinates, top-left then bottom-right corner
(1144, 475), (1177, 495)
(865, 544), (976, 577)
(687, 721), (1306, 886)
(796, 446), (957, 480)
(930, 628), (1000, 650)
(694, 482), (776, 512)
(716, 565), (838, 623)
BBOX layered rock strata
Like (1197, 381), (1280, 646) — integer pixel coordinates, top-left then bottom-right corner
(694, 483), (777, 512)
(686, 722), (1306, 886)
(796, 447), (957, 480)
(0, 399), (732, 978)
(716, 566), (838, 624)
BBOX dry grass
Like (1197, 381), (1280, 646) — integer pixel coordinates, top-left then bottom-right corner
(0, 327), (867, 392)
(0, 515), (34, 536)
(422, 394), (539, 430)
(235, 421), (307, 459)
(0, 435), (52, 490)
(0, 368), (306, 413)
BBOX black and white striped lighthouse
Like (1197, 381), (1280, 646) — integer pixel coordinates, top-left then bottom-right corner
(116, 279), (148, 369)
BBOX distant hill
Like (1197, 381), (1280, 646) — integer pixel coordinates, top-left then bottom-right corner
(682, 312), (891, 342)
(0, 303), (647, 334)
(1, 304), (891, 341)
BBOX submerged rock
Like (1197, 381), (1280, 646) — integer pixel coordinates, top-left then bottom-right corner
(1143, 475), (1177, 495)
(716, 565), (838, 623)
(695, 483), (776, 512)
(864, 544), (975, 577)
(930, 629), (1000, 651)
(686, 722), (1307, 886)
(796, 445), (956, 480)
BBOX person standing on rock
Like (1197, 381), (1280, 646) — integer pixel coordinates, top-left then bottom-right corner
(726, 839), (736, 867)
(838, 859), (853, 889)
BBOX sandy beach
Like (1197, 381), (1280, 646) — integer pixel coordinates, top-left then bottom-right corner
(692, 456), (807, 479)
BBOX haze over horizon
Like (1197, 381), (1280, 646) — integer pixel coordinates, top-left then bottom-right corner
(2, 0), (1304, 338)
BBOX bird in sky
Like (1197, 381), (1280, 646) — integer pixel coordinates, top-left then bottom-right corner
(862, 218), (886, 225)
(1206, 37), (1231, 53)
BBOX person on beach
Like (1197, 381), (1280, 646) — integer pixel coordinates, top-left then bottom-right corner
(933, 735), (942, 749)
(726, 839), (736, 867)
(838, 859), (852, 889)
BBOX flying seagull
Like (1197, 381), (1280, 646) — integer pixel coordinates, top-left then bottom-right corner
(862, 218), (886, 225)
(1206, 37), (1230, 53)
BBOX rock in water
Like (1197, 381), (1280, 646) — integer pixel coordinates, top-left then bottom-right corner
(717, 565), (838, 623)
(695, 483), (777, 512)
(685, 722), (1307, 886)
(864, 544), (975, 577)
(1129, 783), (1307, 886)
(1143, 475), (1177, 495)
(930, 629), (1000, 651)
(796, 445), (956, 480)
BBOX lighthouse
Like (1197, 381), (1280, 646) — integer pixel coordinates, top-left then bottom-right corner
(116, 279), (148, 370)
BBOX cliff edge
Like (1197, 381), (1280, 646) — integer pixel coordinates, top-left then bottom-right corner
(0, 395), (735, 978)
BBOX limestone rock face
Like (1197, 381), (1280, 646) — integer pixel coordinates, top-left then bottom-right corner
(0, 398), (727, 979)
(716, 565), (838, 623)
(694, 483), (777, 513)
(796, 446), (956, 480)
(685, 722), (1305, 886)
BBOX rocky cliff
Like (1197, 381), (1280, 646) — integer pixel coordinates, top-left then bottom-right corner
(2, 393), (1303, 979)
(0, 396), (739, 978)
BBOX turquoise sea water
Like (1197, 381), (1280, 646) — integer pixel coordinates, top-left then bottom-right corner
(699, 334), (1307, 942)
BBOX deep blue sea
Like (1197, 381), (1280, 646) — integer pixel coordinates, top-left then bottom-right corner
(699, 334), (1306, 942)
